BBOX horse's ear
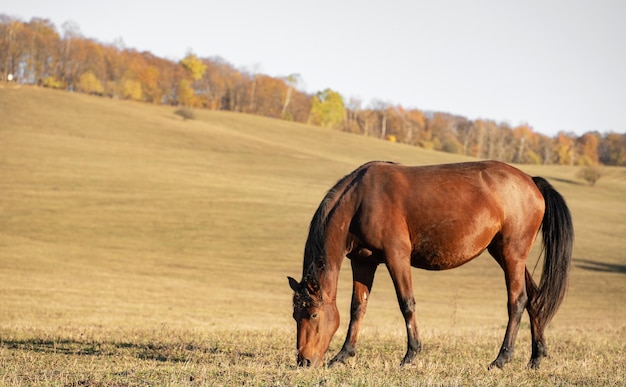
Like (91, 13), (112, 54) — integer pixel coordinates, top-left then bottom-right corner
(288, 276), (300, 291)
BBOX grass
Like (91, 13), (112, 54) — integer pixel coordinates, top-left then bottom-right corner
(0, 326), (623, 386)
(0, 86), (624, 385)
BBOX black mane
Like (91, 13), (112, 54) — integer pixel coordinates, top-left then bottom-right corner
(300, 162), (389, 293)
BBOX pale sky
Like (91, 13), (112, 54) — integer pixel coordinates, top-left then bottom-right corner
(3, 0), (625, 136)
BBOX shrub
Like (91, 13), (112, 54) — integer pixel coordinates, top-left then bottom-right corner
(577, 165), (602, 186)
(175, 108), (195, 121)
(43, 76), (64, 89)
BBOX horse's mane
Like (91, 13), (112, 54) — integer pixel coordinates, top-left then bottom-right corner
(301, 162), (392, 290)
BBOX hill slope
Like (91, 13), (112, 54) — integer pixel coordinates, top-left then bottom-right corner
(0, 86), (624, 336)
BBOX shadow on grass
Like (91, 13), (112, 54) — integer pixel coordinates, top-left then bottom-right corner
(1, 338), (103, 356)
(574, 258), (626, 274)
(0, 338), (247, 363)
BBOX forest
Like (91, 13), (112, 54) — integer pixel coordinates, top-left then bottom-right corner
(1, 14), (624, 166)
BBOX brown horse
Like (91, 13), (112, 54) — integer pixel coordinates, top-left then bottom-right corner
(288, 160), (573, 369)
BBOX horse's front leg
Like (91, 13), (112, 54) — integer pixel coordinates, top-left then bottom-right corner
(385, 247), (421, 366)
(329, 259), (377, 367)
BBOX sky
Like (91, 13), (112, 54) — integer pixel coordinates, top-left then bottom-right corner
(2, 0), (625, 136)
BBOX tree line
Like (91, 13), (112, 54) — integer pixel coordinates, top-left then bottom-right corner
(2, 15), (624, 166)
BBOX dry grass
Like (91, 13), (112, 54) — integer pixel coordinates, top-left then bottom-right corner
(0, 326), (623, 386)
(0, 86), (624, 385)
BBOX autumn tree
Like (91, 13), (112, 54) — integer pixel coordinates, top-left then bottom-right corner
(512, 124), (541, 164)
(599, 133), (626, 166)
(354, 109), (379, 137)
(384, 106), (406, 142)
(425, 112), (467, 152)
(101, 42), (126, 97)
(373, 106), (427, 145)
(78, 70), (103, 94)
(122, 79), (142, 100)
(281, 73), (300, 120)
(197, 57), (238, 110)
(24, 18), (60, 85)
(249, 74), (285, 118)
(480, 121), (514, 161)
(73, 39), (106, 86)
(537, 134), (555, 164)
(286, 87), (312, 123)
(0, 16), (26, 82)
(177, 79), (195, 106)
(308, 89), (345, 128)
(368, 100), (391, 138)
(138, 64), (161, 103)
(59, 20), (82, 89)
(196, 58), (252, 112)
(575, 132), (600, 166)
(554, 132), (576, 165)
(180, 53), (206, 81)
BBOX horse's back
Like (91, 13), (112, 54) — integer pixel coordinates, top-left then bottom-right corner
(358, 160), (540, 215)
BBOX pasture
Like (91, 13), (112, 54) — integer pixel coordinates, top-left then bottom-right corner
(0, 86), (624, 385)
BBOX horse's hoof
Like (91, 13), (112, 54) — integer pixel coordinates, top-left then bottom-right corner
(488, 359), (505, 370)
(527, 358), (542, 369)
(327, 358), (342, 368)
(328, 352), (352, 368)
(399, 350), (418, 367)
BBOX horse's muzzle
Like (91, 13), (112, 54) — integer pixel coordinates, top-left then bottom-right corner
(297, 353), (321, 367)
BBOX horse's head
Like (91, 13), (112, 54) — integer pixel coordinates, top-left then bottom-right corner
(288, 275), (339, 367)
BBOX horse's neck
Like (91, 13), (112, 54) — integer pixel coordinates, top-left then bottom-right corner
(307, 181), (358, 303)
(318, 206), (352, 302)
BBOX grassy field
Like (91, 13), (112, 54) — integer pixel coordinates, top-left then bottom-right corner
(0, 85), (624, 385)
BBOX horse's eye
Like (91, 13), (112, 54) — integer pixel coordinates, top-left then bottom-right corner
(310, 312), (318, 320)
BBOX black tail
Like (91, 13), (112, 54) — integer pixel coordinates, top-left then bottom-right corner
(530, 177), (574, 328)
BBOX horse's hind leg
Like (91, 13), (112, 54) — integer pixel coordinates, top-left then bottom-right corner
(525, 268), (548, 369)
(329, 258), (378, 367)
(487, 239), (530, 370)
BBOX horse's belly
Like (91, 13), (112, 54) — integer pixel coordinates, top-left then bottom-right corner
(411, 249), (483, 270)
(411, 230), (493, 270)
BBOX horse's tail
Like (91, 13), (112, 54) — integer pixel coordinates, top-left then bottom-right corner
(528, 176), (574, 328)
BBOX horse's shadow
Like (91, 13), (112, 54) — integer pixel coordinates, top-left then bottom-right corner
(574, 258), (626, 274)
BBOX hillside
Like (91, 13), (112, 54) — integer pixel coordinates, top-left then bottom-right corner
(0, 85), (624, 334)
(2, 14), (626, 168)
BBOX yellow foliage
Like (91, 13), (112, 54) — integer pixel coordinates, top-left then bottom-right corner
(180, 54), (207, 81)
(43, 76), (64, 89)
(79, 71), (104, 94)
(177, 79), (195, 107)
(308, 89), (345, 128)
(525, 150), (543, 164)
(122, 79), (142, 101)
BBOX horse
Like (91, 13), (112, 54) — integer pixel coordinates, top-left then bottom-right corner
(288, 160), (573, 369)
